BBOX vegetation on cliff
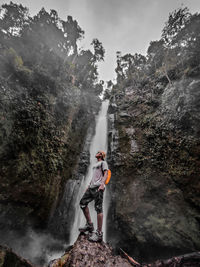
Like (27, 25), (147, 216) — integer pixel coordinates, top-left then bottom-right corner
(108, 6), (200, 204)
(106, 7), (200, 262)
(113, 7), (200, 87)
(0, 1), (105, 228)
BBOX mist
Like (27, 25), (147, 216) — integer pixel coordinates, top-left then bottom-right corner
(8, 0), (200, 81)
(0, 228), (68, 266)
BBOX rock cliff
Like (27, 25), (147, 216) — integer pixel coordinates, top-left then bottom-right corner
(0, 3), (102, 246)
(47, 234), (200, 267)
(48, 234), (135, 267)
(0, 77), (100, 253)
(1, 235), (200, 267)
(48, 122), (96, 241)
(106, 77), (200, 263)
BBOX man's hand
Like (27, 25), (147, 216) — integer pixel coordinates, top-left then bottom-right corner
(98, 183), (105, 191)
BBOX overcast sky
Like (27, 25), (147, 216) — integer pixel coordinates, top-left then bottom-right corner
(1, 0), (200, 82)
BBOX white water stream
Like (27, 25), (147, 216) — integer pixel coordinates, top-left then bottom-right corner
(69, 100), (110, 244)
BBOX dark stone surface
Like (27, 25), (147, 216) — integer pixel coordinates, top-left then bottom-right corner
(48, 234), (132, 267)
(0, 245), (34, 267)
(48, 123), (96, 241)
(106, 78), (200, 263)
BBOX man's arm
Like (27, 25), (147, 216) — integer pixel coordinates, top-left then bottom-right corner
(98, 170), (108, 191)
(102, 170), (108, 184)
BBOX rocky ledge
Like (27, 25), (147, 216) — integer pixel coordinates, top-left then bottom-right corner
(48, 234), (200, 267)
(48, 234), (132, 267)
(1, 236), (200, 267)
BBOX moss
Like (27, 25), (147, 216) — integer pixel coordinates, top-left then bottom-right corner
(0, 76), (99, 227)
(0, 250), (6, 267)
(107, 75), (200, 261)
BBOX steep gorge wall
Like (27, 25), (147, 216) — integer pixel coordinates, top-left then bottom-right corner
(0, 3), (105, 242)
(0, 77), (101, 236)
(106, 78), (200, 263)
(48, 120), (96, 241)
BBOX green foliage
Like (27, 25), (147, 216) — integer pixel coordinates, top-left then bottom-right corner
(147, 40), (165, 74)
(62, 15), (84, 55)
(6, 47), (32, 73)
(0, 2), (105, 93)
(0, 1), (30, 36)
(91, 38), (105, 62)
(115, 52), (147, 86)
(114, 6), (200, 90)
(0, 2), (104, 225)
(161, 7), (191, 46)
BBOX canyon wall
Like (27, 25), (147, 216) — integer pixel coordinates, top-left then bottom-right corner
(106, 78), (200, 263)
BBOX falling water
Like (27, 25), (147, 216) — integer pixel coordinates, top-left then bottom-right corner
(69, 100), (110, 244)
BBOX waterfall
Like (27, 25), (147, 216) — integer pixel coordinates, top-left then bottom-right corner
(69, 100), (110, 244)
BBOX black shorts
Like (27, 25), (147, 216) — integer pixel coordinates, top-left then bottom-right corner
(79, 186), (104, 214)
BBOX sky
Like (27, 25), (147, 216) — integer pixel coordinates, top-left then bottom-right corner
(1, 0), (200, 82)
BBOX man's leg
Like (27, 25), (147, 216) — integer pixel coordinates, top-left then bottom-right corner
(79, 188), (94, 232)
(89, 189), (104, 241)
(97, 212), (103, 232)
(83, 206), (92, 224)
(80, 188), (93, 222)
(95, 189), (104, 233)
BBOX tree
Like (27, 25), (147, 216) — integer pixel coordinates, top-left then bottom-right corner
(115, 52), (147, 85)
(172, 13), (200, 70)
(74, 50), (97, 87)
(0, 2), (105, 95)
(162, 7), (191, 46)
(147, 40), (165, 73)
(91, 38), (105, 62)
(107, 80), (113, 88)
(115, 51), (125, 83)
(50, 9), (59, 25)
(0, 1), (30, 36)
(31, 8), (65, 53)
(161, 9), (200, 79)
(62, 16), (84, 55)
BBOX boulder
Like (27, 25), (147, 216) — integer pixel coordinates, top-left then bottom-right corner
(48, 234), (132, 267)
(0, 245), (34, 267)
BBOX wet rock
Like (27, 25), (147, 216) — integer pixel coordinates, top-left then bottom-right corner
(48, 234), (132, 267)
(48, 122), (96, 241)
(130, 139), (139, 153)
(0, 245), (34, 267)
(119, 112), (131, 118)
(125, 127), (136, 136)
(148, 252), (200, 267)
(47, 235), (200, 267)
(108, 103), (118, 114)
(0, 75), (101, 241)
(107, 78), (200, 263)
(160, 78), (200, 136)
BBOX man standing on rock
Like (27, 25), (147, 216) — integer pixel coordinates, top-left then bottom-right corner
(79, 150), (108, 242)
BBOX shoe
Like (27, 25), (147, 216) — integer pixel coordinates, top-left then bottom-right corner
(79, 222), (94, 233)
(88, 230), (103, 242)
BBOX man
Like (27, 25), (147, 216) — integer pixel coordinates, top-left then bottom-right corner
(79, 150), (108, 242)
